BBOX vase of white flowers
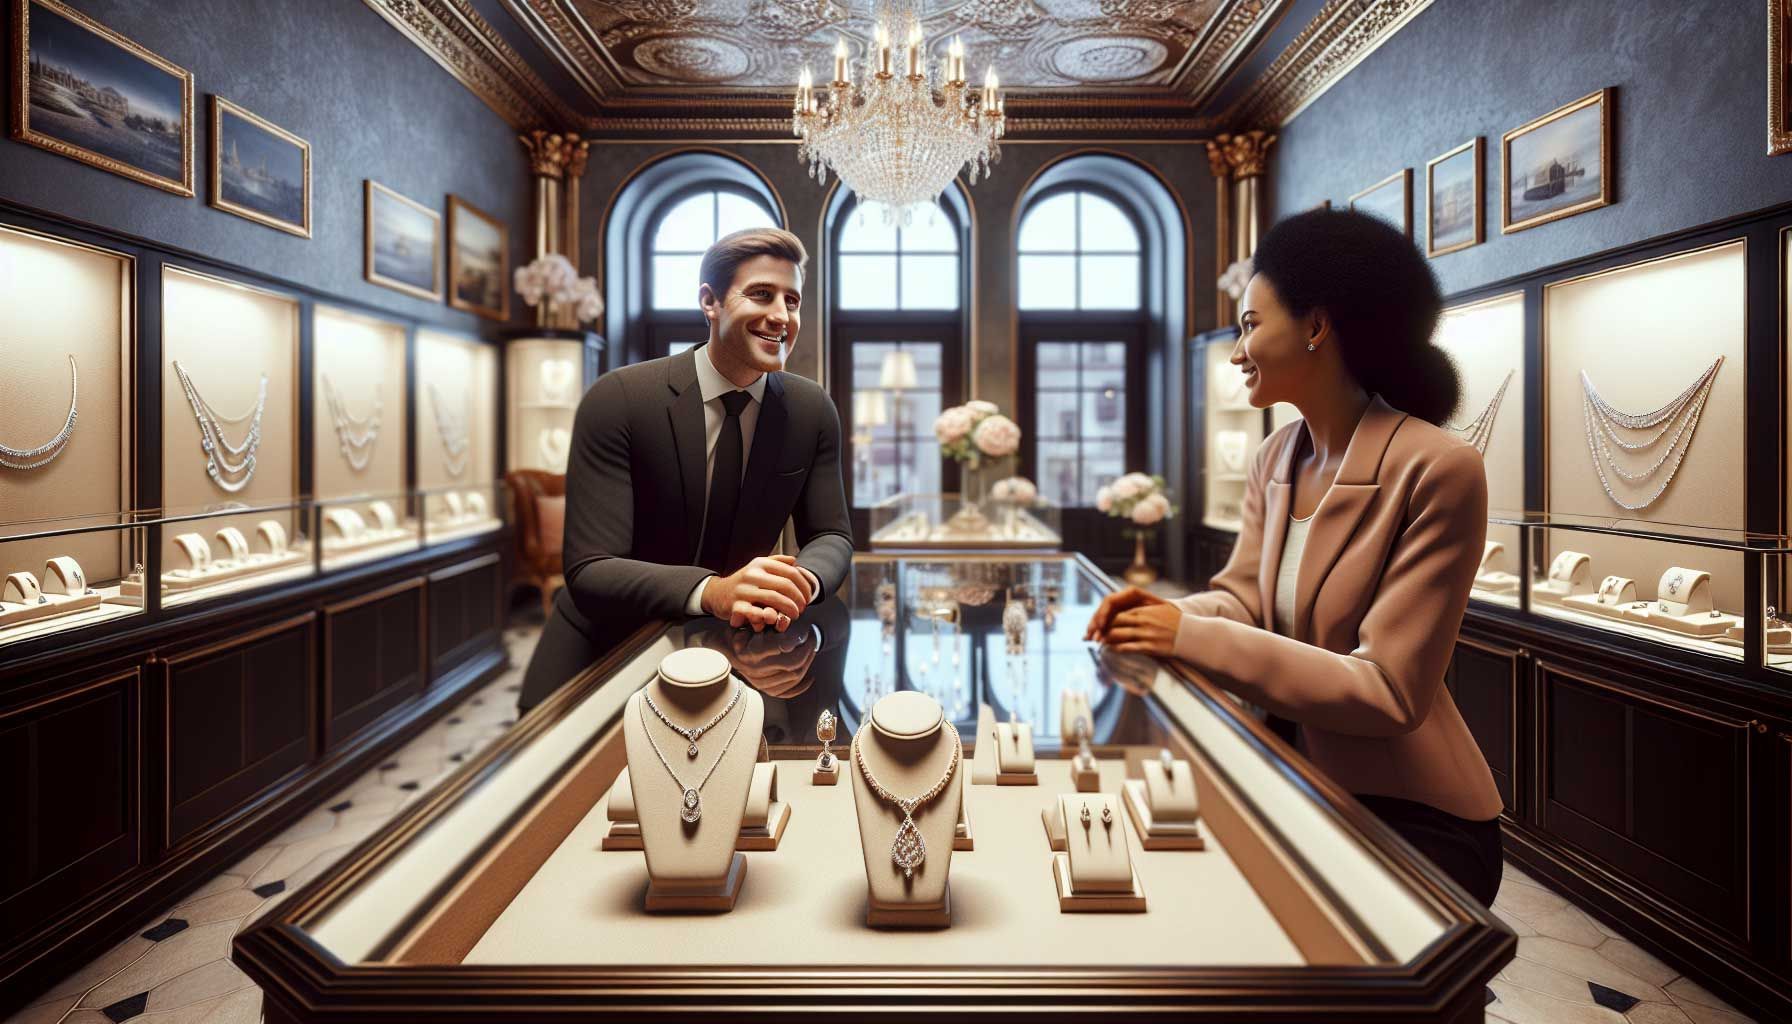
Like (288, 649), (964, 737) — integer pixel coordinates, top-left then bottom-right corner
(1097, 472), (1176, 585)
(514, 253), (604, 329)
(933, 400), (1022, 531)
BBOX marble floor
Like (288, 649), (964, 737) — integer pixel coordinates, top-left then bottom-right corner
(3, 614), (1763, 1024)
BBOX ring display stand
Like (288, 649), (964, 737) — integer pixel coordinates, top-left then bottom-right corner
(1530, 550), (1592, 607)
(1122, 753), (1205, 851)
(1473, 541), (1520, 595)
(993, 721), (1038, 786)
(1619, 566), (1737, 636)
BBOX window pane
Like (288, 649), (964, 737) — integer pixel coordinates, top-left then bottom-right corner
(853, 343), (895, 391)
(901, 205), (957, 252)
(900, 255), (958, 310)
(840, 207), (898, 252)
(1080, 255), (1139, 309)
(668, 340), (700, 357)
(1018, 193), (1076, 251)
(1083, 343), (1127, 391)
(1080, 194), (1139, 252)
(1035, 342), (1079, 388)
(1083, 385), (1125, 435)
(1082, 439), (1127, 506)
(839, 254), (899, 308)
(1037, 441), (1081, 506)
(1019, 255), (1077, 310)
(652, 253), (703, 309)
(716, 191), (774, 238)
(654, 193), (714, 251)
(1036, 391), (1078, 440)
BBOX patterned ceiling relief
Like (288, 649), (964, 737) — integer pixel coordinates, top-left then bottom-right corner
(570, 0), (1232, 91)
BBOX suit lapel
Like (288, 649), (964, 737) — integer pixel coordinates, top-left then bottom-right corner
(728, 372), (788, 564)
(666, 349), (708, 559)
(1291, 396), (1405, 640)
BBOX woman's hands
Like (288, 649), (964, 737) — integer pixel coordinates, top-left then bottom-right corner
(1085, 585), (1182, 658)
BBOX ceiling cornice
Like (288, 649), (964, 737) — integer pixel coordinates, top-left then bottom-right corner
(1169, 0), (1287, 108)
(361, 0), (581, 130)
(1225, 0), (1435, 127)
(497, 0), (625, 106)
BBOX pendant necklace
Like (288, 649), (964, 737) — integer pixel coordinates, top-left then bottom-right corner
(1446, 369), (1512, 455)
(1, 355), (78, 470)
(638, 683), (746, 824)
(322, 374), (381, 471)
(853, 722), (960, 879)
(173, 360), (266, 493)
(427, 382), (470, 477)
(643, 682), (744, 758)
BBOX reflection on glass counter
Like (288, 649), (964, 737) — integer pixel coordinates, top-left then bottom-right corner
(867, 492), (1062, 550)
(317, 491), (421, 571)
(421, 482), (504, 544)
(0, 512), (148, 647)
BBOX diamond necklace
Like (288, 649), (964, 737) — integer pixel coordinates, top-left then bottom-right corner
(643, 682), (744, 758)
(1446, 369), (1513, 455)
(1579, 357), (1721, 511)
(426, 382), (470, 477)
(173, 360), (266, 493)
(1, 355), (77, 470)
(322, 374), (380, 471)
(637, 684), (748, 824)
(853, 722), (961, 880)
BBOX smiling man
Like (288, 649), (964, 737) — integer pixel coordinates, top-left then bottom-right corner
(517, 227), (854, 712)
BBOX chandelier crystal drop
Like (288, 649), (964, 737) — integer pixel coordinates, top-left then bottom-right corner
(793, 1), (1005, 226)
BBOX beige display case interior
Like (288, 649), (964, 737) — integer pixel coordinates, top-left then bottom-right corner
(505, 337), (582, 474)
(1434, 292), (1525, 608)
(0, 226), (139, 644)
(314, 307), (418, 570)
(417, 330), (500, 540)
(1529, 530), (1745, 662)
(1203, 336), (1264, 532)
(160, 268), (311, 605)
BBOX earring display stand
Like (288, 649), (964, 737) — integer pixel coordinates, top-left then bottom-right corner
(850, 691), (962, 928)
(1053, 793), (1146, 912)
(1123, 753), (1205, 851)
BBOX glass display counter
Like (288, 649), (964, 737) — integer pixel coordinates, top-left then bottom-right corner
(233, 552), (1510, 1023)
(0, 510), (149, 649)
(420, 481), (506, 545)
(316, 490), (421, 572)
(155, 499), (315, 609)
(867, 493), (1062, 550)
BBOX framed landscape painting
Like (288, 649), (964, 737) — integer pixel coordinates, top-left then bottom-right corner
(365, 180), (441, 301)
(448, 194), (509, 321)
(1426, 138), (1482, 257)
(1502, 88), (1612, 233)
(1349, 169), (1411, 238)
(210, 96), (309, 237)
(10, 0), (194, 195)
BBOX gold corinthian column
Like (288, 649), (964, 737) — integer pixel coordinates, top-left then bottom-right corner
(1204, 129), (1277, 328)
(518, 129), (591, 265)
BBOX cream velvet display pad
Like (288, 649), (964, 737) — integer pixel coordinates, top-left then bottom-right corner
(850, 691), (962, 925)
(416, 330), (497, 491)
(160, 267), (303, 598)
(505, 337), (583, 473)
(1431, 292), (1523, 605)
(0, 225), (132, 597)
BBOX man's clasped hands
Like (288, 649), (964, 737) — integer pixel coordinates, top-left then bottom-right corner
(700, 554), (816, 632)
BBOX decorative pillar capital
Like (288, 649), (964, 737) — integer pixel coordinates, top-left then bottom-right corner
(519, 128), (581, 179)
(1214, 129), (1277, 179)
(565, 139), (591, 181)
(1205, 139), (1232, 181)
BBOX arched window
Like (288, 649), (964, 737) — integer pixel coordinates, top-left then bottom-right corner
(1018, 191), (1141, 312)
(826, 190), (970, 537)
(647, 188), (778, 358)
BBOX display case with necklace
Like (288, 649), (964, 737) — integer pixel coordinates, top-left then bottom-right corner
(1447, 369), (1513, 455)
(1, 355), (77, 470)
(427, 382), (471, 477)
(639, 682), (746, 824)
(1580, 356), (1722, 511)
(322, 374), (381, 471)
(173, 360), (267, 493)
(855, 720), (960, 880)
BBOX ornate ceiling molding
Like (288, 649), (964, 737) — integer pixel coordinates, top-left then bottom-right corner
(498, 0), (627, 105)
(1225, 0), (1435, 127)
(361, 0), (581, 130)
(1168, 0), (1283, 107)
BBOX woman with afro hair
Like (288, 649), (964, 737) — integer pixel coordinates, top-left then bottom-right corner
(1089, 208), (1504, 906)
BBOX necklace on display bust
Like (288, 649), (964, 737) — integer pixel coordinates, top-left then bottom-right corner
(538, 427), (570, 472)
(638, 683), (747, 824)
(1447, 369), (1513, 455)
(426, 382), (471, 478)
(173, 360), (266, 493)
(539, 358), (576, 404)
(1, 354), (78, 470)
(1579, 357), (1722, 511)
(643, 682), (744, 759)
(854, 722), (961, 879)
(322, 374), (381, 471)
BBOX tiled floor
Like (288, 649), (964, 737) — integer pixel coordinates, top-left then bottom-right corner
(3, 615), (1763, 1024)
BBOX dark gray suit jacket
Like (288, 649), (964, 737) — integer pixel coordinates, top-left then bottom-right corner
(556, 346), (854, 642)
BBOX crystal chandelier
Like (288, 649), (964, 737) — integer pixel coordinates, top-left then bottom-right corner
(793, 1), (1005, 225)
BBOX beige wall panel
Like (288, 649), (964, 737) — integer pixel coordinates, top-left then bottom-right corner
(313, 306), (408, 501)
(416, 330), (497, 491)
(1435, 292), (1525, 567)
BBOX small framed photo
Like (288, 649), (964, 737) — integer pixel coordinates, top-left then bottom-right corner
(447, 194), (509, 321)
(209, 97), (309, 237)
(1502, 88), (1612, 233)
(1425, 138), (1483, 257)
(10, 0), (194, 195)
(1349, 169), (1411, 238)
(364, 180), (441, 301)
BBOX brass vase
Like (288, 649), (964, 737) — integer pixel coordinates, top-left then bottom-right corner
(1123, 531), (1158, 586)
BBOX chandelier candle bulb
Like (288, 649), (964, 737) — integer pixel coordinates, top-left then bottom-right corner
(877, 25), (891, 77)
(834, 37), (848, 83)
(907, 26), (922, 78)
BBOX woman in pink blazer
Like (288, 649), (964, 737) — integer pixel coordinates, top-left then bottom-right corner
(1089, 208), (1505, 906)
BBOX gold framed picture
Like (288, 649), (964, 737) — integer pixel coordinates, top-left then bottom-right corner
(10, 0), (194, 196)
(1772, 0), (1790, 155)
(447, 195), (509, 322)
(1502, 88), (1612, 234)
(364, 180), (441, 301)
(1426, 138), (1483, 258)
(1349, 169), (1411, 238)
(209, 97), (309, 238)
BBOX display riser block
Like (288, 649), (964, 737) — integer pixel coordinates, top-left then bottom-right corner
(155, 551), (310, 594)
(0, 590), (102, 629)
(866, 883), (949, 929)
(1041, 807), (1067, 853)
(996, 772), (1038, 786)
(1528, 585), (1585, 609)
(735, 801), (791, 852)
(1073, 765), (1101, 792)
(1474, 573), (1519, 594)
(1053, 854), (1147, 913)
(644, 852), (745, 913)
(812, 765), (839, 786)
(321, 528), (415, 557)
(1618, 607), (1735, 637)
(1561, 596), (1638, 623)
(1123, 780), (1206, 851)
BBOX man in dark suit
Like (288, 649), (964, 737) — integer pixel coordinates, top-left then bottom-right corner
(517, 227), (854, 712)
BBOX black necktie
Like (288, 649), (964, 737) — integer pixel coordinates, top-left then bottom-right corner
(699, 390), (752, 572)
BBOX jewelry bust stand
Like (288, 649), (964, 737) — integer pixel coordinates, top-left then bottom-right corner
(1053, 793), (1146, 912)
(623, 648), (764, 912)
(1563, 574), (1637, 622)
(1530, 550), (1592, 607)
(850, 691), (962, 928)
(1620, 566), (1737, 636)
(603, 762), (788, 852)
(1473, 541), (1520, 595)
(1122, 749), (1205, 851)
(993, 720), (1037, 785)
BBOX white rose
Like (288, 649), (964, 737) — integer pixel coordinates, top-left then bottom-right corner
(934, 406), (974, 444)
(1131, 498), (1166, 526)
(1011, 477), (1037, 504)
(1096, 485), (1114, 512)
(990, 479), (1014, 501)
(965, 400), (999, 417)
(972, 414), (1021, 458)
(1112, 476), (1141, 500)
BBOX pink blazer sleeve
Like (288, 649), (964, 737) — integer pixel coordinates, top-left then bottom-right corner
(1172, 441), (1488, 737)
